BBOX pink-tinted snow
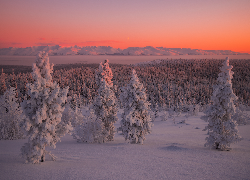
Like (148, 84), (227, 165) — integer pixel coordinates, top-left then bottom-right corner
(1, 111), (250, 180)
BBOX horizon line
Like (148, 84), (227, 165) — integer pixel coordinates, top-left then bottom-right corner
(1, 45), (249, 53)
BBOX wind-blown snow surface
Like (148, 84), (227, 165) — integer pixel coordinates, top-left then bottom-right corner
(1, 111), (250, 180)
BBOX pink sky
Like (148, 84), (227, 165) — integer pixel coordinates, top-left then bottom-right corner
(0, 0), (249, 53)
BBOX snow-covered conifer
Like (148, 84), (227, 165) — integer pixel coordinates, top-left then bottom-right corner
(188, 104), (199, 116)
(72, 109), (104, 143)
(62, 103), (104, 143)
(95, 59), (113, 87)
(233, 107), (249, 125)
(204, 57), (242, 150)
(92, 79), (118, 142)
(161, 111), (168, 121)
(0, 87), (24, 140)
(93, 60), (118, 142)
(61, 103), (83, 129)
(20, 51), (71, 163)
(120, 69), (152, 144)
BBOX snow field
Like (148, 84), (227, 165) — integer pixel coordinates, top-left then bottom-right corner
(1, 110), (250, 180)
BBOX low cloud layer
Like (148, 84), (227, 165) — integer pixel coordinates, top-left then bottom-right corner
(0, 45), (248, 56)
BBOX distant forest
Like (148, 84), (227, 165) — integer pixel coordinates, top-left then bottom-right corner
(0, 59), (250, 109)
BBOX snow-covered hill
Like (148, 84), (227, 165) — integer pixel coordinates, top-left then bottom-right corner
(0, 45), (248, 56)
(1, 110), (250, 180)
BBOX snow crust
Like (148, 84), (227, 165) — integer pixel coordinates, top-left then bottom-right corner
(1, 110), (250, 180)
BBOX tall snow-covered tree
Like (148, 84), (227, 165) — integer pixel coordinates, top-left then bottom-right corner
(93, 79), (118, 142)
(20, 51), (71, 163)
(120, 69), (152, 144)
(0, 87), (24, 140)
(93, 60), (118, 142)
(204, 57), (241, 151)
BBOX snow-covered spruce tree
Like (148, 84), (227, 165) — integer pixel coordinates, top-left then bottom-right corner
(72, 109), (104, 143)
(92, 79), (118, 142)
(120, 69), (152, 144)
(20, 52), (71, 163)
(0, 87), (24, 140)
(93, 60), (118, 142)
(233, 106), (250, 125)
(204, 57), (241, 151)
(95, 59), (113, 87)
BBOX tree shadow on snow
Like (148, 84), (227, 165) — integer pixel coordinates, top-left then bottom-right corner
(160, 143), (188, 151)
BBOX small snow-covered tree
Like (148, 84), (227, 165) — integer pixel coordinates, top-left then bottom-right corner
(204, 57), (242, 151)
(62, 103), (104, 143)
(20, 52), (71, 163)
(61, 103), (83, 129)
(93, 60), (118, 142)
(0, 87), (24, 140)
(233, 107), (250, 125)
(187, 104), (199, 116)
(161, 111), (168, 121)
(72, 109), (104, 143)
(120, 69), (152, 144)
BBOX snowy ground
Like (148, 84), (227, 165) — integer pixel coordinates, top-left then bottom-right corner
(1, 110), (250, 180)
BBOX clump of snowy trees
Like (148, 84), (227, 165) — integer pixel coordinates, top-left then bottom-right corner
(0, 87), (24, 140)
(20, 52), (72, 163)
(0, 69), (7, 95)
(203, 57), (242, 151)
(1, 58), (250, 108)
(120, 69), (152, 144)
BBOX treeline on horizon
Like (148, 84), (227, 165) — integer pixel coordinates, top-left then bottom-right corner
(0, 58), (250, 108)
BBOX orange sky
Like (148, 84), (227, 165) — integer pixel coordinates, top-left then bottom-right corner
(0, 0), (249, 53)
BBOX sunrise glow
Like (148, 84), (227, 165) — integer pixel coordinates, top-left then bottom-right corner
(0, 0), (249, 53)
